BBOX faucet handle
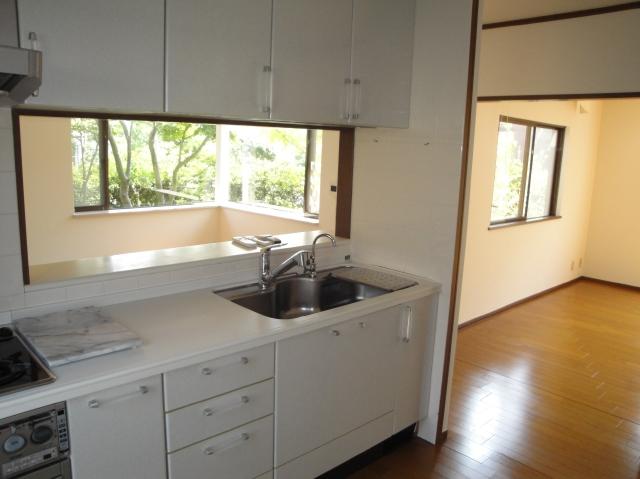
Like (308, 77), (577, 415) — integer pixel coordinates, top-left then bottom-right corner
(259, 243), (288, 253)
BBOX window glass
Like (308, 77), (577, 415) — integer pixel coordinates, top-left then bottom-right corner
(527, 127), (558, 218)
(106, 120), (216, 209)
(226, 125), (308, 211)
(491, 121), (527, 223)
(490, 118), (563, 225)
(71, 118), (102, 208)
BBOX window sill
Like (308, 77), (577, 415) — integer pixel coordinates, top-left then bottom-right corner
(488, 216), (562, 230)
(73, 202), (218, 217)
(220, 202), (319, 224)
(72, 202), (319, 224)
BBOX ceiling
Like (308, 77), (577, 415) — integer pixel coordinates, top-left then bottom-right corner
(482, 0), (631, 24)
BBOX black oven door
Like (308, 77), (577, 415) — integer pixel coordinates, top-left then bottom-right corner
(17, 459), (71, 479)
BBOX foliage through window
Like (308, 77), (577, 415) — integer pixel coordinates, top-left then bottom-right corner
(490, 116), (564, 225)
(71, 118), (321, 216)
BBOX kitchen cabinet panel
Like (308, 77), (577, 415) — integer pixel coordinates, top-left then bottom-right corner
(271, 0), (353, 125)
(163, 343), (274, 411)
(165, 378), (274, 452)
(275, 306), (398, 466)
(17, 0), (164, 111)
(166, 0), (273, 119)
(67, 376), (167, 479)
(350, 0), (415, 127)
(393, 296), (437, 432)
(167, 415), (273, 479)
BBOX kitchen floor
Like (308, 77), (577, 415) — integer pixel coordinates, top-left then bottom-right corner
(350, 279), (640, 478)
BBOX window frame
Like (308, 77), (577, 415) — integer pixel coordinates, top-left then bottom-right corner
(71, 117), (320, 215)
(489, 115), (565, 227)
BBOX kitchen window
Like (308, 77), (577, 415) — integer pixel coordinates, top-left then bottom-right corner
(490, 116), (565, 225)
(71, 118), (321, 217)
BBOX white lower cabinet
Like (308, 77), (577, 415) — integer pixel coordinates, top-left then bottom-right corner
(67, 376), (167, 479)
(275, 295), (436, 477)
(275, 412), (394, 479)
(275, 306), (399, 467)
(167, 415), (273, 479)
(165, 379), (274, 453)
(393, 296), (438, 432)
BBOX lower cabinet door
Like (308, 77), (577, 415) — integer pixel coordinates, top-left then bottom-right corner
(167, 415), (273, 479)
(276, 307), (399, 466)
(67, 376), (167, 479)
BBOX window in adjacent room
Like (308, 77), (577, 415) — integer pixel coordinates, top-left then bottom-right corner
(490, 116), (565, 225)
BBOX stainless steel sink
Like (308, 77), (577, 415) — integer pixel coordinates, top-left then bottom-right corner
(216, 268), (392, 320)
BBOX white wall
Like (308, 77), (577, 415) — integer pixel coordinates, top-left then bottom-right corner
(478, 9), (640, 97)
(584, 100), (640, 287)
(351, 0), (475, 441)
(459, 100), (602, 324)
(0, 109), (24, 317)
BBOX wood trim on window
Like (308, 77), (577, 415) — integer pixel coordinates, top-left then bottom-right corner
(482, 1), (640, 30)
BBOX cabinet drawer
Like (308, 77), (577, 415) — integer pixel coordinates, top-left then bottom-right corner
(164, 343), (274, 411)
(168, 415), (273, 479)
(166, 379), (274, 452)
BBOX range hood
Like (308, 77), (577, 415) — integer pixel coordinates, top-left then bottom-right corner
(0, 45), (41, 105)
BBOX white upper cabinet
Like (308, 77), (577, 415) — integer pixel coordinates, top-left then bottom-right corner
(17, 0), (164, 111)
(271, 0), (353, 125)
(166, 0), (273, 119)
(349, 0), (415, 128)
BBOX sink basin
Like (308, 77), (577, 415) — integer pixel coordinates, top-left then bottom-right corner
(216, 269), (391, 320)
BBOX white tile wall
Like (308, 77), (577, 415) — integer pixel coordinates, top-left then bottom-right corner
(0, 214), (21, 257)
(0, 128), (15, 172)
(0, 172), (18, 214)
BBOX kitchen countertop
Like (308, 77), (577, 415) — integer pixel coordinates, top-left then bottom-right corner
(0, 264), (440, 419)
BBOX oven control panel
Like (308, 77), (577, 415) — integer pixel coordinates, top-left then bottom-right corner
(0, 402), (70, 478)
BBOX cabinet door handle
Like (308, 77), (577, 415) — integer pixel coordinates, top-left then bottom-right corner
(261, 65), (272, 115)
(402, 306), (413, 343)
(87, 385), (148, 409)
(331, 329), (341, 336)
(203, 432), (250, 456)
(202, 395), (250, 417)
(201, 356), (249, 376)
(341, 78), (352, 120)
(351, 78), (362, 121)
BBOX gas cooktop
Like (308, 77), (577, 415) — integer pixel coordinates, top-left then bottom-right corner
(0, 327), (55, 397)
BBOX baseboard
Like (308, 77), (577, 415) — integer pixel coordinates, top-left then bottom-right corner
(580, 276), (640, 292)
(458, 277), (582, 330)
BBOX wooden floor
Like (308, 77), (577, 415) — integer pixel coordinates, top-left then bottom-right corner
(350, 279), (640, 478)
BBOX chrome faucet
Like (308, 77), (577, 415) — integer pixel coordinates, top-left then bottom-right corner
(309, 233), (337, 278)
(258, 233), (337, 289)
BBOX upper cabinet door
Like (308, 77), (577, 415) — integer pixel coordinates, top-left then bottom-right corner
(17, 0), (164, 111)
(350, 0), (415, 128)
(271, 0), (353, 125)
(166, 0), (273, 119)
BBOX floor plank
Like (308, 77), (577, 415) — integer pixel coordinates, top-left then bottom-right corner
(350, 280), (640, 478)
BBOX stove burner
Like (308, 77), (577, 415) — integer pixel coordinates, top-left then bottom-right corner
(0, 327), (54, 396)
(0, 327), (14, 342)
(0, 354), (30, 387)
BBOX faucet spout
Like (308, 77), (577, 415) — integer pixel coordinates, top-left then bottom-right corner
(309, 233), (337, 278)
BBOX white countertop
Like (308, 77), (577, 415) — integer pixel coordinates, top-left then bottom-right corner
(0, 264), (440, 419)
